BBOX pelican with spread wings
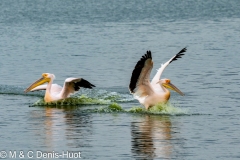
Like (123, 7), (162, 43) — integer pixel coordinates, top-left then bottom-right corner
(129, 47), (186, 109)
(25, 73), (95, 102)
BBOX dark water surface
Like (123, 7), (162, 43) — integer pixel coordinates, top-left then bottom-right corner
(0, 0), (240, 159)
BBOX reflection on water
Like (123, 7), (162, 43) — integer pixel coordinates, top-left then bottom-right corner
(29, 107), (93, 151)
(131, 115), (172, 159)
(64, 109), (93, 148)
(44, 108), (55, 149)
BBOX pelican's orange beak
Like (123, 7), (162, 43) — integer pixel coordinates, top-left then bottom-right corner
(24, 74), (50, 93)
(162, 82), (184, 96)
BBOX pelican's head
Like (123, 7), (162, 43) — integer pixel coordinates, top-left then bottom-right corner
(157, 79), (184, 96)
(24, 73), (55, 93)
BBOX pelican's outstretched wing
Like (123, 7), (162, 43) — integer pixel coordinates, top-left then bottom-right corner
(151, 47), (187, 90)
(129, 51), (154, 100)
(29, 84), (63, 93)
(60, 78), (95, 98)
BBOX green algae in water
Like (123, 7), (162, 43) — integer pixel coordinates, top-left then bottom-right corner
(32, 95), (111, 106)
(127, 103), (170, 114)
(32, 96), (188, 115)
(148, 103), (171, 112)
(128, 103), (188, 115)
(128, 106), (144, 113)
(95, 102), (186, 115)
(96, 103), (124, 113)
(147, 103), (188, 115)
(108, 103), (123, 111)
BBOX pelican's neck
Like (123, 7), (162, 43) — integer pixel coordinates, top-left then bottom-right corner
(46, 79), (53, 92)
(160, 83), (170, 100)
(44, 78), (54, 102)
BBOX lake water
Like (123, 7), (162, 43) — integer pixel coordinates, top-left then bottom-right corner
(0, 0), (240, 159)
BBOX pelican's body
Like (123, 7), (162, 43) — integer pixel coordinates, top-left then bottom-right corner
(129, 48), (186, 109)
(25, 73), (95, 102)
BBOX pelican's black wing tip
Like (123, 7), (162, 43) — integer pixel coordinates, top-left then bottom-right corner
(169, 47), (187, 64)
(129, 50), (152, 93)
(74, 78), (95, 91)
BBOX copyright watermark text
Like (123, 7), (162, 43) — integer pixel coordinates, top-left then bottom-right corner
(0, 150), (81, 159)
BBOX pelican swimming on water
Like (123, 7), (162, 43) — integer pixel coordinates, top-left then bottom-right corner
(129, 47), (186, 109)
(25, 73), (95, 102)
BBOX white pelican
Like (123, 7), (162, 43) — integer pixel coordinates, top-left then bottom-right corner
(24, 73), (95, 102)
(129, 47), (186, 109)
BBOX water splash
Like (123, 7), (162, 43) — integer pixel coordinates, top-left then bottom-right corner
(76, 89), (134, 103)
(94, 102), (189, 115)
(31, 90), (134, 106)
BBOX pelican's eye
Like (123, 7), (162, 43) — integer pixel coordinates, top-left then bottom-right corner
(166, 79), (170, 83)
(42, 73), (48, 78)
